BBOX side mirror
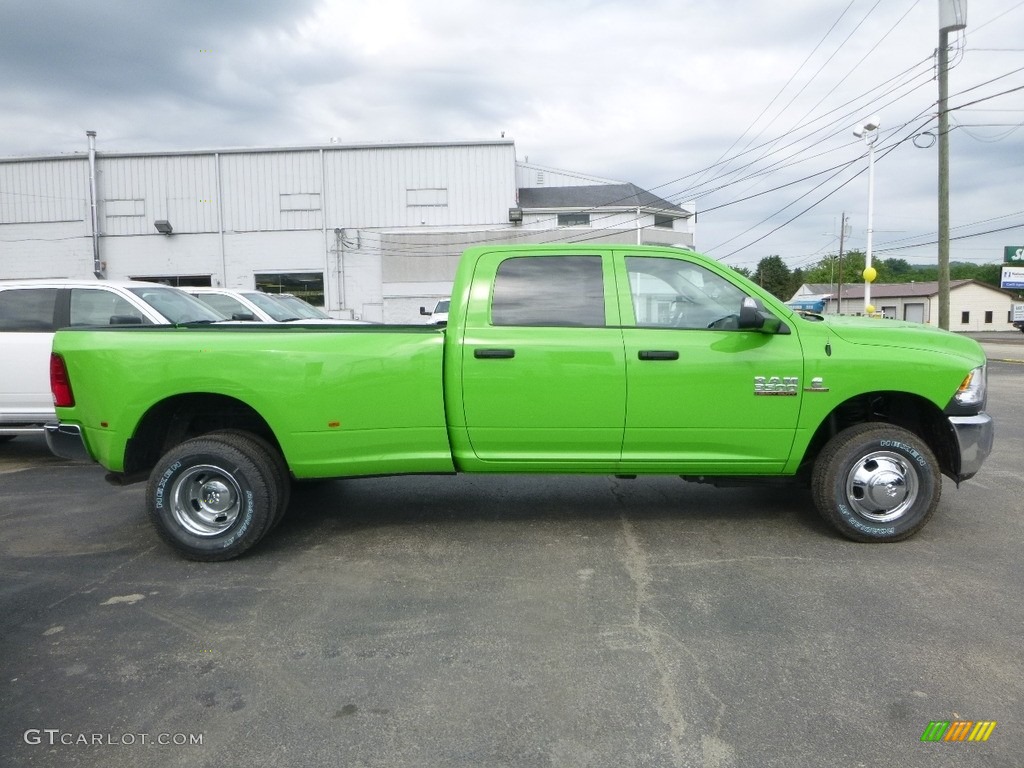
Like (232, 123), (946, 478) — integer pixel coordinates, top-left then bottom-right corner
(419, 306), (430, 316)
(231, 312), (257, 321)
(738, 297), (764, 330)
(738, 297), (790, 334)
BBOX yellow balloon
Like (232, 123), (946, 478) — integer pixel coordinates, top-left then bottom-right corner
(863, 266), (877, 283)
(866, 304), (876, 315)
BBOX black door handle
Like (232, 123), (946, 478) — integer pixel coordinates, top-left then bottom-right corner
(474, 348), (516, 359)
(638, 350), (679, 361)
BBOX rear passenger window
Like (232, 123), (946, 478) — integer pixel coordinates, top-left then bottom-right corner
(70, 288), (149, 326)
(491, 256), (605, 327)
(0, 288), (58, 332)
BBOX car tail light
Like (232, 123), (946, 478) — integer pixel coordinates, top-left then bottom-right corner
(50, 353), (75, 407)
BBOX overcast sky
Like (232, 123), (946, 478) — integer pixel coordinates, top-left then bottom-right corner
(2, 0), (1021, 271)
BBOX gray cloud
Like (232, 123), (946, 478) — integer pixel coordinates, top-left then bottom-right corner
(2, 0), (1021, 268)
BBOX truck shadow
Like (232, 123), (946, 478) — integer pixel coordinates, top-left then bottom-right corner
(268, 474), (828, 548)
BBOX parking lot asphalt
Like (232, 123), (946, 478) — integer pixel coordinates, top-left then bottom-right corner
(1, 361), (1022, 768)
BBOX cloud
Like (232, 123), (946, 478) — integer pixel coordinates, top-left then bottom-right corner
(1, 0), (1021, 268)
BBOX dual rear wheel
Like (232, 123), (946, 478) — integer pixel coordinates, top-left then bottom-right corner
(146, 430), (290, 561)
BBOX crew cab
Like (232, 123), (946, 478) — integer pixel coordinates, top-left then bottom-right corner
(0, 279), (224, 440)
(46, 245), (994, 560)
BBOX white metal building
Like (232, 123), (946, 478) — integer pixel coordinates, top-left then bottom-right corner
(0, 136), (694, 322)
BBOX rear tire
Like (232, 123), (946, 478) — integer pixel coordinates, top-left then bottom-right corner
(811, 424), (940, 542)
(147, 435), (279, 561)
(204, 430), (291, 529)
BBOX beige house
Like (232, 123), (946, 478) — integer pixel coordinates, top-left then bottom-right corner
(790, 280), (1020, 332)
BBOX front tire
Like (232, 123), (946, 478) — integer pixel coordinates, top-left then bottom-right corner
(811, 424), (941, 542)
(147, 435), (278, 561)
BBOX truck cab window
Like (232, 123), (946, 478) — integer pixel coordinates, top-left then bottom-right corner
(625, 256), (747, 330)
(70, 288), (149, 327)
(0, 288), (58, 332)
(491, 256), (605, 327)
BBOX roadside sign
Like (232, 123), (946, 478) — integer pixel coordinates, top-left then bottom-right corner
(1002, 266), (1024, 289)
(1005, 246), (1024, 264)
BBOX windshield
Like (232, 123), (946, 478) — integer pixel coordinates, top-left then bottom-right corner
(273, 294), (330, 319)
(189, 292), (256, 320)
(127, 286), (227, 324)
(240, 291), (300, 322)
(435, 300), (450, 313)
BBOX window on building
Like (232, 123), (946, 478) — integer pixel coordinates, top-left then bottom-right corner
(491, 256), (605, 327)
(984, 310), (993, 324)
(105, 199), (146, 218)
(557, 213), (590, 227)
(406, 188), (448, 207)
(961, 311), (970, 324)
(280, 193), (321, 212)
(136, 275), (213, 288)
(255, 272), (325, 307)
(653, 214), (675, 229)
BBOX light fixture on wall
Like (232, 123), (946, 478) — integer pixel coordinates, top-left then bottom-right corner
(154, 219), (173, 235)
(508, 207), (523, 224)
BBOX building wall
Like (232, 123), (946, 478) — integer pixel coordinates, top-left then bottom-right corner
(826, 285), (1016, 331)
(938, 284), (1017, 332)
(1, 139), (695, 323)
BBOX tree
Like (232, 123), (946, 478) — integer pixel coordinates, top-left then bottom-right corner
(803, 250), (865, 288)
(753, 255), (793, 300)
(731, 265), (753, 279)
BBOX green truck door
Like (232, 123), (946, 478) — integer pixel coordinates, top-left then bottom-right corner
(616, 253), (803, 474)
(459, 254), (626, 469)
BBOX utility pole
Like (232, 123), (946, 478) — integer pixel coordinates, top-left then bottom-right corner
(837, 212), (847, 315)
(938, 0), (967, 330)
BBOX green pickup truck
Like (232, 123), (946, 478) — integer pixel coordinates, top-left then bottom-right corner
(47, 245), (994, 560)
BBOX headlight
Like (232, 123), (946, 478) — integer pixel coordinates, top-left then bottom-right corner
(954, 365), (987, 408)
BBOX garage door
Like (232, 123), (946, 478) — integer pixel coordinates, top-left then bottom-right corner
(904, 303), (925, 323)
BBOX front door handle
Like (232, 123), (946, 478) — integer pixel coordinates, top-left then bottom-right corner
(638, 350), (679, 361)
(474, 348), (516, 359)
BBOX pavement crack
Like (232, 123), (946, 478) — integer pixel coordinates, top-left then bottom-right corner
(618, 514), (693, 767)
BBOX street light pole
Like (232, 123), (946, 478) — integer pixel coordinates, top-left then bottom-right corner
(854, 117), (880, 315)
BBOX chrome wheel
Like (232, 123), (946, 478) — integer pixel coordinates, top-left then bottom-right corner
(170, 464), (243, 537)
(844, 450), (918, 523)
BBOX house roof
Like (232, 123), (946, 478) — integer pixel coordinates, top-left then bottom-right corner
(518, 183), (686, 214)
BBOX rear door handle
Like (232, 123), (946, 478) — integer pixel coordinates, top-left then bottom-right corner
(474, 348), (516, 359)
(638, 350), (679, 361)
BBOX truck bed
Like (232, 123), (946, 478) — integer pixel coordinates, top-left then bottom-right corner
(55, 324), (456, 477)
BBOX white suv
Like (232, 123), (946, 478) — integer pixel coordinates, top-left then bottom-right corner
(0, 280), (225, 440)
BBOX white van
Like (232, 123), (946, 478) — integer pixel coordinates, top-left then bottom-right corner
(0, 280), (225, 440)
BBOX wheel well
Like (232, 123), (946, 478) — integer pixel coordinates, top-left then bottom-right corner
(801, 391), (959, 480)
(124, 393), (280, 477)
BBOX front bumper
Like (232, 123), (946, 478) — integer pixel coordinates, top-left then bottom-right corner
(44, 422), (92, 462)
(949, 412), (994, 481)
